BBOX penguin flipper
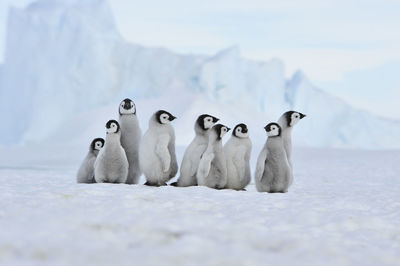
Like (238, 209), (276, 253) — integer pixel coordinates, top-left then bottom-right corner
(255, 147), (268, 181)
(197, 152), (214, 181)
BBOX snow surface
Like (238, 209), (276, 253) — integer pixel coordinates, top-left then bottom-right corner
(1, 0), (400, 148)
(1, 145), (399, 266)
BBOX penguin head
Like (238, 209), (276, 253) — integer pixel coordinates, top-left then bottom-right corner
(119, 98), (136, 115)
(285, 111), (306, 127)
(197, 114), (219, 130)
(264, 122), (281, 137)
(91, 138), (105, 151)
(233, 123), (249, 138)
(106, 120), (120, 134)
(213, 124), (231, 140)
(155, 110), (176, 125)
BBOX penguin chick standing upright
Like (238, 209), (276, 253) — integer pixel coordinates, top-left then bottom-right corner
(255, 123), (292, 193)
(172, 114), (219, 187)
(94, 120), (128, 183)
(139, 110), (178, 186)
(197, 124), (230, 189)
(77, 138), (104, 183)
(119, 98), (142, 184)
(224, 124), (252, 190)
(278, 111), (306, 168)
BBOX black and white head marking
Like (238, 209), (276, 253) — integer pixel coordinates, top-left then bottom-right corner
(119, 98), (136, 115)
(213, 124), (231, 140)
(264, 122), (281, 137)
(285, 111), (306, 127)
(91, 138), (105, 151)
(155, 110), (176, 124)
(197, 114), (219, 130)
(233, 123), (249, 138)
(106, 120), (120, 134)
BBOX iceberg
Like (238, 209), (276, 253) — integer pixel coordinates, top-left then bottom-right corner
(0, 0), (399, 149)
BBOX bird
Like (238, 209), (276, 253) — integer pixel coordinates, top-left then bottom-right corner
(139, 110), (178, 186)
(76, 137), (104, 183)
(94, 120), (128, 183)
(255, 122), (292, 193)
(196, 124), (230, 189)
(224, 123), (252, 190)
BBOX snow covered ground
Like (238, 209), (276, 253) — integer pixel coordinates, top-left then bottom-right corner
(1, 145), (399, 266)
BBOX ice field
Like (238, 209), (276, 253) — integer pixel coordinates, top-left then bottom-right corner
(1, 1), (400, 265)
(1, 145), (399, 266)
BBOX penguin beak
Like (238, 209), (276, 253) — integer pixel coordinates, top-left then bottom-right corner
(263, 126), (268, 132)
(169, 116), (177, 121)
(300, 113), (306, 119)
(242, 128), (248, 133)
(227, 127), (231, 132)
(213, 117), (219, 123)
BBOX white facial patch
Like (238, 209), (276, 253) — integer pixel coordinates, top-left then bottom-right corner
(107, 122), (118, 133)
(203, 117), (215, 129)
(119, 102), (136, 115)
(160, 114), (170, 124)
(290, 113), (301, 127)
(267, 125), (280, 137)
(220, 127), (228, 138)
(235, 127), (248, 138)
(94, 141), (103, 150)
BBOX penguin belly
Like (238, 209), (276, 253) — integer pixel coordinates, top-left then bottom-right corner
(120, 116), (141, 184)
(95, 147), (128, 183)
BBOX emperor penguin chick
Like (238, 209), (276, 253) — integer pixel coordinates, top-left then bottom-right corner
(224, 124), (252, 190)
(172, 114), (219, 187)
(196, 124), (230, 189)
(119, 98), (142, 184)
(278, 111), (306, 168)
(77, 138), (104, 183)
(255, 123), (292, 193)
(139, 110), (178, 186)
(94, 120), (128, 183)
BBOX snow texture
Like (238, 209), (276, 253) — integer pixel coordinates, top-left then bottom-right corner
(0, 145), (399, 266)
(0, 0), (400, 148)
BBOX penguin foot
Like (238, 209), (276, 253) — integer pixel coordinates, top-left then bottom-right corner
(144, 181), (168, 187)
(170, 182), (178, 187)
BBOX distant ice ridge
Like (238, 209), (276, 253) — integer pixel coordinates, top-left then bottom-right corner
(0, 0), (399, 149)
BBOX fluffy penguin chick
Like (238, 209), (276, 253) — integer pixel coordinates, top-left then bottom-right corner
(139, 110), (178, 186)
(197, 124), (230, 189)
(77, 138), (104, 183)
(173, 114), (219, 187)
(119, 98), (142, 184)
(278, 111), (306, 169)
(255, 123), (292, 193)
(224, 124), (252, 190)
(94, 120), (128, 183)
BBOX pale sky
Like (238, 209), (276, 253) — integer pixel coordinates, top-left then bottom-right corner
(1, 0), (399, 119)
